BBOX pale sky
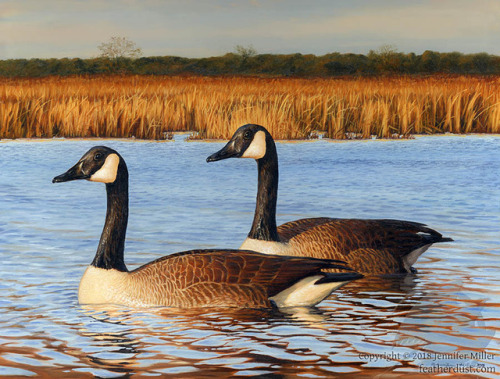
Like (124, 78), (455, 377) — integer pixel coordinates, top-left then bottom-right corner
(1, 0), (499, 59)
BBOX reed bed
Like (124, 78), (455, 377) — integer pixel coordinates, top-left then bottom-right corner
(0, 75), (499, 140)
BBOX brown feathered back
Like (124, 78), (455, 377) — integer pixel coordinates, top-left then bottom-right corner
(129, 249), (349, 308)
(276, 218), (451, 274)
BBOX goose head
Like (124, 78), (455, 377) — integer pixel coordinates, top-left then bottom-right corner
(52, 146), (123, 184)
(207, 124), (274, 162)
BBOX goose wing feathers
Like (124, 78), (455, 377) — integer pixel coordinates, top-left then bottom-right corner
(130, 249), (350, 308)
(278, 218), (450, 258)
(277, 217), (334, 241)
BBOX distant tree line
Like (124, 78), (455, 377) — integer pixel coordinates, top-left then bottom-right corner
(1, 50), (499, 77)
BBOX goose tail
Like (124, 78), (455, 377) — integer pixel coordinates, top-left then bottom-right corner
(270, 272), (363, 308)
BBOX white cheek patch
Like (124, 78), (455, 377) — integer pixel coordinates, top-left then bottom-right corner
(242, 131), (267, 159)
(90, 154), (120, 183)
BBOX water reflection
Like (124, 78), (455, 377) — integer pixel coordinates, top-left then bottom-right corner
(77, 306), (338, 376)
(1, 268), (498, 377)
(67, 269), (498, 377)
(0, 137), (499, 377)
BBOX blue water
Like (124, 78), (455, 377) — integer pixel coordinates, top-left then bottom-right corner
(0, 135), (499, 377)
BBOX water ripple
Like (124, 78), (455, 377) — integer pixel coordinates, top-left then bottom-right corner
(0, 136), (499, 377)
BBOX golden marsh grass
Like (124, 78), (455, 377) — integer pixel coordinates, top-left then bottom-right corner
(0, 75), (499, 140)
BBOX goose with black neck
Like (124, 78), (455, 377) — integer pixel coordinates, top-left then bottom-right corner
(53, 145), (362, 308)
(207, 124), (453, 275)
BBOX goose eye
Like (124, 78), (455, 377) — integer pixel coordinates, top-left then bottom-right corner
(243, 130), (252, 140)
(94, 153), (103, 161)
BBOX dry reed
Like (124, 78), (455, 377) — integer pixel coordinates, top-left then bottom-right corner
(0, 75), (499, 140)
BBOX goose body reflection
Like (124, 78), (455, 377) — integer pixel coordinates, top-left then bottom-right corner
(52, 146), (362, 308)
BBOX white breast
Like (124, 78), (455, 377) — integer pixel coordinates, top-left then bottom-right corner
(239, 237), (290, 255)
(78, 266), (146, 307)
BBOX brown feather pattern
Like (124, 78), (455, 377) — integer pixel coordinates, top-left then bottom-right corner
(126, 249), (347, 308)
(277, 217), (447, 274)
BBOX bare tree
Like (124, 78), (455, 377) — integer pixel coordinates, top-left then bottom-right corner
(368, 44), (403, 73)
(98, 36), (143, 59)
(234, 44), (257, 59)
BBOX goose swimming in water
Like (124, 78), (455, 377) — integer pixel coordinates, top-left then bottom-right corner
(207, 124), (453, 275)
(52, 146), (362, 308)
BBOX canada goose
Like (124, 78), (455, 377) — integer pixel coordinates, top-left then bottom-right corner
(206, 124), (453, 275)
(52, 146), (362, 308)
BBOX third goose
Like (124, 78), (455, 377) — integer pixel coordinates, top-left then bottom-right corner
(53, 145), (361, 308)
(207, 124), (453, 275)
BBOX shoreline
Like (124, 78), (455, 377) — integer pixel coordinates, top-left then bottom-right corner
(1, 132), (499, 144)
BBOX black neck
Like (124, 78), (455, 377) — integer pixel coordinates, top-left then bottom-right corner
(248, 138), (280, 241)
(91, 161), (129, 272)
